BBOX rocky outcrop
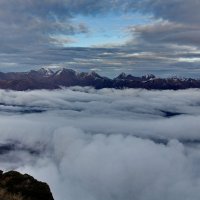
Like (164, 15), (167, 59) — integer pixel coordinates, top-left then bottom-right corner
(0, 170), (54, 200)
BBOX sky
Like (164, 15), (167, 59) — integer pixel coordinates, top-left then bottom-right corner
(0, 88), (200, 200)
(1, 0), (200, 77)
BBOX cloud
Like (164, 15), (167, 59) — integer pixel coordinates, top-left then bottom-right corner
(136, 0), (200, 25)
(0, 0), (200, 76)
(122, 0), (200, 58)
(2, 46), (200, 79)
(0, 88), (200, 199)
(128, 20), (200, 46)
(0, 0), (132, 51)
(0, 0), (94, 51)
(119, 0), (200, 73)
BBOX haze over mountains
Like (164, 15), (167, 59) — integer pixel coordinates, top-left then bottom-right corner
(0, 67), (200, 90)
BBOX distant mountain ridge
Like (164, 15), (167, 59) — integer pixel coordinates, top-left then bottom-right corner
(0, 67), (199, 90)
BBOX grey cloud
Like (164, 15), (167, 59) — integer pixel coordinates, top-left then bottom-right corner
(124, 0), (200, 66)
(0, 0), (137, 71)
(0, 0), (200, 76)
(0, 0), (94, 50)
(0, 0), (132, 50)
(122, 0), (200, 69)
(136, 0), (200, 25)
(1, 46), (200, 78)
(128, 20), (200, 46)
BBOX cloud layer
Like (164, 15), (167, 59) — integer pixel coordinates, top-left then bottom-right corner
(0, 88), (200, 200)
(0, 0), (200, 76)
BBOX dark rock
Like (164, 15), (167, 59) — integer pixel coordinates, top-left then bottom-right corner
(0, 170), (54, 200)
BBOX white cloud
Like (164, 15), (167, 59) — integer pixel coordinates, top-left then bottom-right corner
(0, 88), (200, 200)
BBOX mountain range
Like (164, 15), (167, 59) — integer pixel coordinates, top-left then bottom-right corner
(0, 67), (199, 90)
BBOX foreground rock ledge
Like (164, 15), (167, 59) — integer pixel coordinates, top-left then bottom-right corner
(0, 170), (54, 200)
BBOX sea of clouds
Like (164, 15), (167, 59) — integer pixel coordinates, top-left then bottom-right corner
(0, 87), (200, 200)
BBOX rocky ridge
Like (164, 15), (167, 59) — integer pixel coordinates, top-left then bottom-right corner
(0, 170), (54, 200)
(0, 67), (199, 90)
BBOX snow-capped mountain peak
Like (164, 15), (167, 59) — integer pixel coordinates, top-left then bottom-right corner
(37, 68), (54, 77)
